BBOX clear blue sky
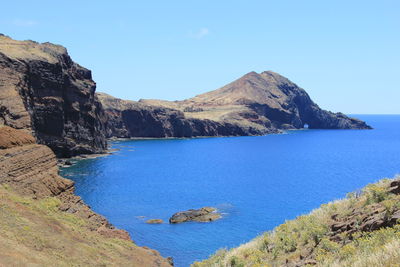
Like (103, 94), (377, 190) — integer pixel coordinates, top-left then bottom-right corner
(1, 1), (399, 114)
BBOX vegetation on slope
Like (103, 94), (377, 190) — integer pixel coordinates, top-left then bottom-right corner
(193, 177), (400, 267)
(0, 184), (170, 266)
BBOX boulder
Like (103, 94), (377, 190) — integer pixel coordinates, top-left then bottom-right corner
(146, 219), (164, 224)
(169, 207), (221, 224)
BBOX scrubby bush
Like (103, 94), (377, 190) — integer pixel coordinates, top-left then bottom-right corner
(363, 183), (390, 205)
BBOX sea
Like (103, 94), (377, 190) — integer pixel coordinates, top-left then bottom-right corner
(60, 115), (400, 267)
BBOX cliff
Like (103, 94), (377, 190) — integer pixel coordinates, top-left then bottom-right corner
(97, 92), (269, 138)
(0, 126), (172, 266)
(99, 71), (370, 139)
(193, 177), (400, 267)
(0, 34), (107, 157)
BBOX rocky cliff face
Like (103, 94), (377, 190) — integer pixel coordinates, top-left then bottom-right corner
(0, 125), (121, 232)
(0, 34), (107, 157)
(142, 71), (371, 133)
(0, 126), (172, 266)
(98, 92), (270, 138)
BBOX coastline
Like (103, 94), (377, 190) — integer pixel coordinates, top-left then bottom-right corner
(59, 116), (397, 266)
(0, 126), (173, 266)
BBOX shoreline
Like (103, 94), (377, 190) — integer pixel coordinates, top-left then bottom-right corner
(57, 128), (308, 168)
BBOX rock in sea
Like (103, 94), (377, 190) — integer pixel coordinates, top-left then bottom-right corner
(169, 207), (221, 224)
(146, 219), (164, 224)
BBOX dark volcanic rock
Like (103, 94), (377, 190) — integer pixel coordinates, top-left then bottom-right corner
(97, 92), (269, 138)
(99, 71), (372, 138)
(0, 35), (107, 157)
(169, 207), (221, 224)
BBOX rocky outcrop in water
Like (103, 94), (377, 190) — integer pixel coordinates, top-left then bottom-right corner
(146, 219), (164, 224)
(169, 207), (222, 224)
(0, 34), (107, 157)
(0, 126), (172, 266)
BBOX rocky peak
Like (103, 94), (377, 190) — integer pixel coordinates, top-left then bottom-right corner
(140, 71), (371, 132)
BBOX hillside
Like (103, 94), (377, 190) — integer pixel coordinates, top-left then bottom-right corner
(0, 186), (172, 266)
(0, 126), (172, 266)
(193, 177), (400, 267)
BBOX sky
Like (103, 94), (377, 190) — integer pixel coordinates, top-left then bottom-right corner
(1, 0), (399, 114)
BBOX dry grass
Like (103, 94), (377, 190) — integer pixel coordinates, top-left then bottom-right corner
(183, 105), (247, 121)
(0, 35), (65, 62)
(0, 185), (169, 266)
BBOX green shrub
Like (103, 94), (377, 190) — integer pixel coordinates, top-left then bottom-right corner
(364, 184), (389, 205)
(230, 256), (245, 267)
(37, 197), (61, 212)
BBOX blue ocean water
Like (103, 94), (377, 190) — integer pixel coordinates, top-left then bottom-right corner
(61, 115), (400, 267)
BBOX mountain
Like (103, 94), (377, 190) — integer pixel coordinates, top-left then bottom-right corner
(102, 71), (370, 139)
(0, 34), (107, 157)
(142, 71), (371, 131)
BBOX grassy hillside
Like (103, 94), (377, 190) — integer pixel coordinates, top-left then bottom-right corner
(0, 184), (170, 266)
(193, 177), (400, 267)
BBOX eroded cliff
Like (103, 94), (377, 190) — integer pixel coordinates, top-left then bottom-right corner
(0, 34), (107, 157)
(98, 92), (269, 138)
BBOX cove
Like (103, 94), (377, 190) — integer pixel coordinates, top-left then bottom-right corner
(61, 115), (400, 267)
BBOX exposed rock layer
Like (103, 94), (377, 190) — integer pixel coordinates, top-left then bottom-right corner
(0, 126), (172, 266)
(0, 35), (107, 157)
(98, 92), (270, 138)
